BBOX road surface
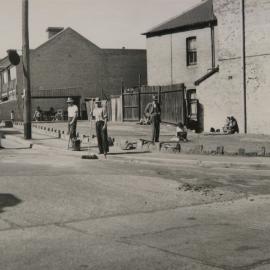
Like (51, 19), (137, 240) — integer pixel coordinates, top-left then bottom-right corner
(1, 137), (270, 269)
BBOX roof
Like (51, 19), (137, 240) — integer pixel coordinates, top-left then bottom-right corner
(34, 27), (101, 52)
(103, 48), (146, 55)
(143, 0), (216, 37)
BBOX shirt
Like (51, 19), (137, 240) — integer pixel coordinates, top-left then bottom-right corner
(68, 105), (78, 118)
(144, 102), (161, 121)
(176, 126), (187, 133)
(92, 107), (107, 122)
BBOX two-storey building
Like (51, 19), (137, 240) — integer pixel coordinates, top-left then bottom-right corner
(144, 0), (270, 134)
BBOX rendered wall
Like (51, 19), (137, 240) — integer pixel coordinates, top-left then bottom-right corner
(198, 0), (270, 134)
(146, 28), (213, 88)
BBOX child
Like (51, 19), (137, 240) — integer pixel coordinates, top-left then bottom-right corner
(176, 122), (188, 141)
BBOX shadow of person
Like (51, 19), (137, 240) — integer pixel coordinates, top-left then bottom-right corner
(0, 194), (22, 214)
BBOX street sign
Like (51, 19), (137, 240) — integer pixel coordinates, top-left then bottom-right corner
(7, 50), (20, 66)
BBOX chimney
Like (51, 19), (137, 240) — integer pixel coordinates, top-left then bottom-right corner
(46, 27), (64, 39)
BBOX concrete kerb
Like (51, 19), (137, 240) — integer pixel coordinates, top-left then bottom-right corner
(5, 123), (270, 170)
(15, 122), (69, 140)
(110, 155), (270, 171)
(12, 122), (270, 158)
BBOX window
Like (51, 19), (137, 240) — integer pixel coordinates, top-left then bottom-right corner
(3, 71), (8, 84)
(10, 67), (17, 80)
(186, 37), (197, 66)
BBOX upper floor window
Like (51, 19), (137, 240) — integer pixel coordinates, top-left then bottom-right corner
(3, 71), (8, 84)
(10, 67), (17, 81)
(186, 37), (197, 66)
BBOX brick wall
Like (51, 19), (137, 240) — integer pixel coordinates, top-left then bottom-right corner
(103, 49), (147, 95)
(0, 28), (147, 121)
(31, 28), (104, 100)
(146, 27), (213, 88)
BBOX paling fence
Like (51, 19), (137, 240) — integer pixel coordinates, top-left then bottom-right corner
(121, 84), (186, 125)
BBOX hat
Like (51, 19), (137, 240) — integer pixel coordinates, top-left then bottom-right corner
(95, 97), (101, 103)
(67, 97), (74, 103)
(152, 95), (158, 101)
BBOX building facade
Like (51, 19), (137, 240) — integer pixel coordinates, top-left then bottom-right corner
(145, 0), (270, 134)
(197, 0), (270, 134)
(0, 27), (147, 120)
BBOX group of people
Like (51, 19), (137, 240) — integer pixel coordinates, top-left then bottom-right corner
(223, 116), (239, 134)
(33, 106), (56, 121)
(13, 94), (242, 154)
(144, 95), (188, 142)
(67, 97), (109, 156)
(66, 95), (241, 155)
(67, 94), (163, 156)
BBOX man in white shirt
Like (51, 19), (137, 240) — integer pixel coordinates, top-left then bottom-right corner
(91, 97), (109, 156)
(67, 97), (78, 142)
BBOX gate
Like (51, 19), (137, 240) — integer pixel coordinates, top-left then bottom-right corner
(122, 88), (140, 121)
(122, 84), (186, 125)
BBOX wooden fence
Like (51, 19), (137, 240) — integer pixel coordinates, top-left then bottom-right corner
(121, 84), (186, 125)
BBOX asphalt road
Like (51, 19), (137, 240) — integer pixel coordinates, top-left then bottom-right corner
(1, 138), (270, 270)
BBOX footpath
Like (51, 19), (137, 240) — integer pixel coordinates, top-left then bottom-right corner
(12, 121), (270, 156)
(1, 122), (270, 171)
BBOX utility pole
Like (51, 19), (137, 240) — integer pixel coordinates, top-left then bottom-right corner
(241, 0), (247, 133)
(22, 0), (32, 139)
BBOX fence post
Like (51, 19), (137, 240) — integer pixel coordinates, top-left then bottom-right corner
(138, 74), (142, 121)
(158, 86), (161, 103)
(121, 80), (124, 122)
(138, 88), (141, 121)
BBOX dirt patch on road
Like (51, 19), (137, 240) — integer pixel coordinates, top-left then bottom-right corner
(177, 183), (214, 196)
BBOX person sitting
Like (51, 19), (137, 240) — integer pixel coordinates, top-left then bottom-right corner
(223, 116), (231, 133)
(228, 116), (239, 134)
(49, 107), (56, 121)
(176, 122), (188, 141)
(33, 106), (42, 121)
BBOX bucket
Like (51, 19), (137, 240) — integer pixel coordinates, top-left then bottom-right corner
(72, 139), (81, 151)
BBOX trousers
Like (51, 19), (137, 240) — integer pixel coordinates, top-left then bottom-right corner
(152, 116), (160, 142)
(68, 117), (77, 140)
(95, 121), (109, 154)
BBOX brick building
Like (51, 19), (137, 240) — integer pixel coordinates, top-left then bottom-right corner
(144, 0), (270, 134)
(0, 27), (147, 120)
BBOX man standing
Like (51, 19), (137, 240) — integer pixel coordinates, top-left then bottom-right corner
(67, 97), (78, 143)
(144, 95), (161, 142)
(91, 97), (109, 156)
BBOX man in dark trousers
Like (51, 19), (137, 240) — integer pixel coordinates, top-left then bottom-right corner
(144, 95), (161, 142)
(92, 97), (109, 156)
(67, 97), (78, 146)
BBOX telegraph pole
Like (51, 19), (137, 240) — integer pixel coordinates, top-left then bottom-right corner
(22, 0), (32, 139)
(241, 0), (247, 134)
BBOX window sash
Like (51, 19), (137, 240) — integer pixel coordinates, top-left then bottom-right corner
(187, 37), (197, 66)
(187, 51), (197, 65)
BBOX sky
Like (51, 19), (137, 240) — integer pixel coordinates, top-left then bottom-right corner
(0, 0), (201, 58)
